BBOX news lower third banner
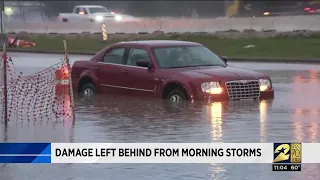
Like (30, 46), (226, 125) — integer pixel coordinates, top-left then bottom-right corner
(0, 143), (318, 164)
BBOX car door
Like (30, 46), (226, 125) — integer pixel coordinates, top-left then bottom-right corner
(73, 7), (84, 21)
(122, 47), (159, 97)
(96, 47), (129, 94)
(77, 7), (90, 21)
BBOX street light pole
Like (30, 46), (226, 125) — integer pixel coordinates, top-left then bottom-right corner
(224, 0), (228, 17)
(0, 0), (4, 34)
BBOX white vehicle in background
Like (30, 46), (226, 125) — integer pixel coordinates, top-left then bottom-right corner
(58, 5), (124, 23)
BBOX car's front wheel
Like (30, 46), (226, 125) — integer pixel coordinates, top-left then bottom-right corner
(80, 83), (97, 97)
(166, 89), (187, 102)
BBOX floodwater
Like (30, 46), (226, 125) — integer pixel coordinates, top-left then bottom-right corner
(1, 52), (320, 180)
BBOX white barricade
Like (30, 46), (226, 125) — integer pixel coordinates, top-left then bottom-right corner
(4, 15), (320, 34)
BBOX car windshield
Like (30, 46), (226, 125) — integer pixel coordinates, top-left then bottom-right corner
(152, 45), (227, 68)
(89, 7), (109, 13)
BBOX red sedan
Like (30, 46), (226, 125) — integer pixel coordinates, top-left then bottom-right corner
(71, 40), (274, 102)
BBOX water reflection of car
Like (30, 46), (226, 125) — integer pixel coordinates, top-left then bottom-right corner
(71, 40), (274, 102)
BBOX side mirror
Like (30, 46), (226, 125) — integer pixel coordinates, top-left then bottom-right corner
(220, 56), (228, 63)
(136, 60), (153, 69)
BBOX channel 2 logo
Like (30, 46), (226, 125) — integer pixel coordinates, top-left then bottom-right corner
(272, 143), (301, 171)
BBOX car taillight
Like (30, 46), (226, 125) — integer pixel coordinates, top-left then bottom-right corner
(304, 7), (311, 11)
(111, 11), (115, 14)
(309, 10), (316, 13)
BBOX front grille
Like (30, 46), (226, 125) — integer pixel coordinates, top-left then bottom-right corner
(225, 80), (260, 100)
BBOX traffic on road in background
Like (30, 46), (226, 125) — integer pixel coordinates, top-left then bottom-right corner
(70, 40), (274, 102)
(304, 1), (320, 14)
(58, 5), (139, 23)
(262, 1), (320, 16)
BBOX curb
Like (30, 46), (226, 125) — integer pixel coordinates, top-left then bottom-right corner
(7, 48), (320, 64)
(226, 57), (320, 64)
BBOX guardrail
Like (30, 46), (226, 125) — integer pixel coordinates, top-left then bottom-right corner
(4, 15), (320, 34)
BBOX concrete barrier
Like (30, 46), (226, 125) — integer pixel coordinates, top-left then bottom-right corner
(7, 30), (319, 42)
(4, 15), (320, 34)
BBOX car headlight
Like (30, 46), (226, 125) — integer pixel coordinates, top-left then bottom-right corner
(259, 79), (271, 91)
(95, 16), (103, 21)
(115, 15), (122, 21)
(201, 82), (222, 94)
(4, 7), (13, 16)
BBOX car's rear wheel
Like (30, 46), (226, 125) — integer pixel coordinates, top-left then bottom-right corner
(166, 89), (187, 102)
(80, 83), (97, 97)
(62, 18), (68, 22)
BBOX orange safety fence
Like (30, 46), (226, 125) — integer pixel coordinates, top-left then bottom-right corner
(0, 51), (73, 122)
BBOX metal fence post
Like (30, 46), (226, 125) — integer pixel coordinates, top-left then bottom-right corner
(63, 40), (75, 124)
(2, 43), (7, 125)
(1, 44), (7, 140)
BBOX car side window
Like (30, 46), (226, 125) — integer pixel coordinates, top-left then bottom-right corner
(103, 48), (126, 64)
(126, 48), (150, 67)
(75, 8), (81, 14)
(82, 8), (88, 14)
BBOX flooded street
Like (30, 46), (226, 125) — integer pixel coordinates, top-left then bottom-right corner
(1, 52), (320, 180)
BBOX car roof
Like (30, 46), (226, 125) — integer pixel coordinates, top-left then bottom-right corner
(115, 40), (202, 47)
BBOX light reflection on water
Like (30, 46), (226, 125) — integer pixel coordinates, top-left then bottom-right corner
(207, 102), (223, 141)
(260, 100), (268, 143)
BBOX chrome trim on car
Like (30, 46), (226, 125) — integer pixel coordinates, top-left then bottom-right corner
(101, 84), (154, 92)
(98, 62), (148, 69)
(225, 80), (260, 100)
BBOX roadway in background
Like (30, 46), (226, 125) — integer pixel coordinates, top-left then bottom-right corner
(4, 15), (320, 34)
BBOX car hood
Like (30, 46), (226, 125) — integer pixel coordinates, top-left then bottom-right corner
(177, 66), (267, 80)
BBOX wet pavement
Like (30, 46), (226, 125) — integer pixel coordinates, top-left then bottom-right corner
(1, 52), (320, 180)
